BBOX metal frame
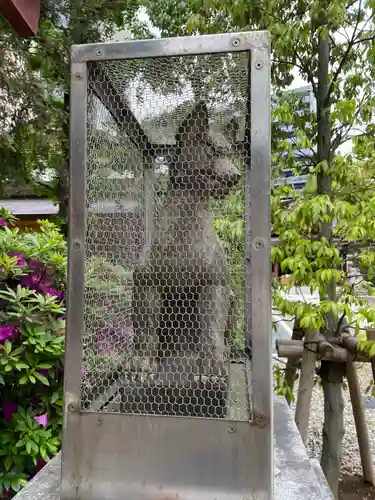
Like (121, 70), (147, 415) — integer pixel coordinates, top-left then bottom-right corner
(62, 31), (272, 500)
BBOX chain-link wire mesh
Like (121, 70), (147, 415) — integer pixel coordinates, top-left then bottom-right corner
(81, 53), (251, 420)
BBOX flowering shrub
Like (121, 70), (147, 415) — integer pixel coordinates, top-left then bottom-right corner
(0, 210), (66, 498)
(82, 257), (133, 398)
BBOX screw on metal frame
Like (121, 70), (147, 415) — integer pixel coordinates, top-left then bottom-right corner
(254, 238), (265, 250)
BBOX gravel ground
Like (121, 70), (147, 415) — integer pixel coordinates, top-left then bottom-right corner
(290, 363), (375, 476)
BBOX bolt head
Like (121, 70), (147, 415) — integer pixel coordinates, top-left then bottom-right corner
(254, 238), (265, 249)
(232, 38), (240, 47)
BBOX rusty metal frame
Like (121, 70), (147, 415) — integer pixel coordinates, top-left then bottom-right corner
(62, 31), (272, 500)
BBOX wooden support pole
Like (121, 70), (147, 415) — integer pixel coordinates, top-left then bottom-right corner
(276, 340), (370, 363)
(346, 361), (375, 485)
(294, 329), (320, 444)
(284, 319), (303, 406)
(365, 328), (375, 385)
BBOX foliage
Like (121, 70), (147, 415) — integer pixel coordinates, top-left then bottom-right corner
(0, 0), (138, 198)
(0, 214), (66, 498)
(123, 3), (375, 488)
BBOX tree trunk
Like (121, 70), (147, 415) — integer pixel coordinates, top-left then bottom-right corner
(316, 30), (346, 498)
(58, 9), (88, 237)
(294, 328), (320, 443)
(320, 376), (345, 499)
(58, 92), (69, 232)
(346, 361), (375, 485)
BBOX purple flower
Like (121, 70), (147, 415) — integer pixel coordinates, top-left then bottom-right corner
(0, 217), (7, 228)
(8, 251), (26, 266)
(35, 456), (46, 473)
(0, 325), (19, 344)
(43, 287), (64, 301)
(82, 364), (86, 378)
(28, 259), (42, 270)
(94, 322), (133, 355)
(3, 401), (17, 421)
(20, 273), (43, 291)
(55, 365), (64, 379)
(34, 413), (48, 427)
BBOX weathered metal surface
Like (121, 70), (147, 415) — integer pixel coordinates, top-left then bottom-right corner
(63, 31), (272, 499)
(15, 397), (332, 500)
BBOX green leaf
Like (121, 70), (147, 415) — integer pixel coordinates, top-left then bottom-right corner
(4, 456), (12, 471)
(36, 363), (53, 369)
(34, 372), (50, 386)
(3, 340), (12, 354)
(15, 362), (29, 370)
(40, 444), (47, 460)
(26, 441), (32, 455)
(51, 391), (60, 404)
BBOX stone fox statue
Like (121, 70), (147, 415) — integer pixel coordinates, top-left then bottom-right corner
(132, 101), (240, 374)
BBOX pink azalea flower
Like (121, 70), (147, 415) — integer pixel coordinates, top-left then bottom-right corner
(34, 413), (48, 427)
(0, 217), (7, 227)
(20, 273), (42, 291)
(28, 259), (42, 270)
(94, 322), (133, 355)
(0, 325), (19, 344)
(8, 251), (26, 266)
(43, 287), (64, 301)
(3, 401), (17, 421)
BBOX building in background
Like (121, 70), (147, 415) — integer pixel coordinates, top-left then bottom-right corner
(272, 85), (316, 194)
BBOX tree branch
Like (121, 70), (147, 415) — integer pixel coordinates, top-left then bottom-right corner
(326, 0), (364, 105)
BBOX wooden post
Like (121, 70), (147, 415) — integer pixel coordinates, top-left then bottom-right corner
(284, 318), (303, 406)
(366, 328), (375, 385)
(294, 328), (320, 444)
(346, 361), (375, 485)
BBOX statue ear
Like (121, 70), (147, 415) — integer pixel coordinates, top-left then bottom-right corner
(176, 101), (209, 143)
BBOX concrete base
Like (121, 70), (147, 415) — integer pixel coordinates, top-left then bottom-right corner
(14, 396), (333, 500)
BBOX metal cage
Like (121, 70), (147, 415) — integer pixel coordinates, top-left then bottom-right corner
(62, 31), (272, 500)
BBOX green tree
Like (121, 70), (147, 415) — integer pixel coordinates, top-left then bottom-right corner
(0, 0), (138, 210)
(125, 1), (375, 497)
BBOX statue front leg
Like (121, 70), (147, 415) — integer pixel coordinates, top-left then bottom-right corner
(131, 270), (161, 372)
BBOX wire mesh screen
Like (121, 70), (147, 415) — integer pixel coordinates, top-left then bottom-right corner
(82, 52), (251, 420)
